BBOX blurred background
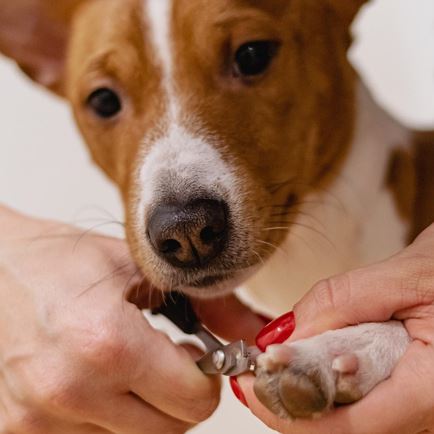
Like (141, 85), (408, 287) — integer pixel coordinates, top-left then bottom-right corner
(1, 0), (433, 432)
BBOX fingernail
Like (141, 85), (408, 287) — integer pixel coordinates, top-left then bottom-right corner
(230, 377), (249, 408)
(255, 311), (295, 352)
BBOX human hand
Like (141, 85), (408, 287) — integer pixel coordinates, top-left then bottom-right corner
(0, 206), (265, 434)
(238, 224), (434, 434)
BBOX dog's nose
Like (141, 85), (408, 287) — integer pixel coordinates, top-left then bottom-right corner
(147, 199), (228, 268)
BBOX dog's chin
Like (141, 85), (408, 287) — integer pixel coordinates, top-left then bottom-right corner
(177, 267), (258, 299)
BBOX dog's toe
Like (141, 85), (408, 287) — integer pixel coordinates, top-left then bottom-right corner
(254, 369), (291, 419)
(254, 345), (330, 420)
(278, 367), (328, 418)
(252, 322), (410, 420)
(332, 353), (363, 404)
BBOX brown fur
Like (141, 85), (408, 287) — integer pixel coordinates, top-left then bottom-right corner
(386, 148), (416, 223)
(385, 133), (434, 243)
(1, 0), (392, 291)
(66, 0), (155, 189)
(410, 131), (434, 241)
(0, 0), (86, 93)
(66, 0), (363, 283)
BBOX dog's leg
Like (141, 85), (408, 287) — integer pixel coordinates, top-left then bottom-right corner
(254, 321), (411, 419)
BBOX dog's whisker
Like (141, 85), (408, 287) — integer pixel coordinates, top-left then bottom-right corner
(72, 204), (122, 225)
(121, 268), (142, 312)
(252, 249), (266, 267)
(72, 221), (127, 252)
(255, 238), (289, 258)
(73, 217), (125, 228)
(76, 261), (134, 298)
(261, 226), (291, 232)
(264, 219), (337, 252)
(74, 245), (141, 299)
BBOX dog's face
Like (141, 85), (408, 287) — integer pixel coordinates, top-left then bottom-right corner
(0, 0), (367, 296)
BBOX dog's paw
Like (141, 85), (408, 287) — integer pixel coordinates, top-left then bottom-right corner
(253, 321), (410, 420)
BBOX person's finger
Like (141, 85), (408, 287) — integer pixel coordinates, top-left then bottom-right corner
(127, 313), (220, 424)
(178, 342), (206, 360)
(91, 393), (191, 434)
(239, 341), (434, 434)
(40, 424), (114, 434)
(291, 247), (434, 341)
(67, 425), (114, 434)
(192, 294), (268, 344)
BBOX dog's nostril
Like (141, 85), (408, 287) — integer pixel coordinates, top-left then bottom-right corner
(200, 226), (221, 244)
(161, 239), (181, 254)
(147, 199), (228, 269)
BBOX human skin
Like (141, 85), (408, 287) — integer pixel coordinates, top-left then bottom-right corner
(239, 223), (434, 434)
(0, 205), (264, 434)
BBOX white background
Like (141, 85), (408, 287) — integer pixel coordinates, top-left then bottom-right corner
(1, 1), (433, 433)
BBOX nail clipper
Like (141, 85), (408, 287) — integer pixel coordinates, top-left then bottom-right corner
(152, 293), (260, 376)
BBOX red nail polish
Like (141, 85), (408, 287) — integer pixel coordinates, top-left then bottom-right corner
(255, 311), (295, 352)
(230, 377), (249, 408)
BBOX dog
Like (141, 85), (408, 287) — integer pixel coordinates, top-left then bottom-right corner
(1, 0), (433, 420)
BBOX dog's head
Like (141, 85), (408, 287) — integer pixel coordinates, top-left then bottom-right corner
(0, 0), (368, 297)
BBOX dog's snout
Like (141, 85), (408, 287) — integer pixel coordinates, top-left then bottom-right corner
(147, 199), (228, 268)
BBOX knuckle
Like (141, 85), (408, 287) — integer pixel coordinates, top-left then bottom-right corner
(311, 276), (345, 311)
(392, 253), (434, 303)
(5, 408), (45, 434)
(35, 374), (78, 410)
(77, 320), (129, 369)
(296, 274), (354, 322)
(12, 364), (80, 413)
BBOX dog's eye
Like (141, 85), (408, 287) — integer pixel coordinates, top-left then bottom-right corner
(234, 41), (278, 77)
(87, 88), (122, 118)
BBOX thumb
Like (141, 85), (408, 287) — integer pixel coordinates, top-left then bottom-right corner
(192, 294), (269, 344)
(291, 224), (434, 341)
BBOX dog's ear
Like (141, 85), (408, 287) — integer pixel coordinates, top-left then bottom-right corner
(0, 0), (85, 94)
(327, 0), (370, 26)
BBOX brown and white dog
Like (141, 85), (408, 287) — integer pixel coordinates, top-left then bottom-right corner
(1, 0), (433, 420)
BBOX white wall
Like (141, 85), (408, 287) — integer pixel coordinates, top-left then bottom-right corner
(351, 0), (434, 128)
(1, 1), (433, 433)
(0, 60), (124, 232)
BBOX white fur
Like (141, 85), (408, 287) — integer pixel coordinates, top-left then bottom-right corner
(135, 121), (252, 295)
(145, 0), (178, 118)
(138, 10), (411, 413)
(138, 3), (248, 278)
(141, 0), (239, 219)
(140, 6), (410, 311)
(138, 125), (241, 222)
(256, 321), (411, 418)
(286, 321), (410, 398)
(242, 83), (411, 314)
